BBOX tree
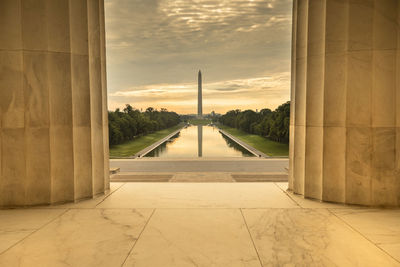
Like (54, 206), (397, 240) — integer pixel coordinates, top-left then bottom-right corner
(218, 101), (290, 143)
(108, 106), (181, 146)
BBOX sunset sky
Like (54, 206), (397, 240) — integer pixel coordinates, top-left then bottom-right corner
(105, 0), (292, 114)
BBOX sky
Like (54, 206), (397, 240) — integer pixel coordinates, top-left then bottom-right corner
(105, 0), (292, 114)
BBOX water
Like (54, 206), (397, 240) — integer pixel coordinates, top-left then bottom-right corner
(145, 125), (255, 158)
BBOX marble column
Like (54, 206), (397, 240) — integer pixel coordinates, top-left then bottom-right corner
(290, 0), (400, 206)
(0, 0), (109, 206)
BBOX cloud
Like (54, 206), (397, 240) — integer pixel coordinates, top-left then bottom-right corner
(108, 72), (290, 114)
(105, 0), (292, 113)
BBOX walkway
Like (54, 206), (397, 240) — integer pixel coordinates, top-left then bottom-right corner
(0, 182), (399, 266)
(217, 128), (268, 157)
(110, 157), (288, 172)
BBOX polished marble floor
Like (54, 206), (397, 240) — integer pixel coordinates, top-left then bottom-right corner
(0, 182), (399, 266)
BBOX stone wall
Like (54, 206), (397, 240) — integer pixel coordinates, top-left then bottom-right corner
(0, 0), (109, 206)
(289, 0), (400, 206)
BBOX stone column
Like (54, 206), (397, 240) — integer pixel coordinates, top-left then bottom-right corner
(290, 0), (400, 206)
(0, 0), (109, 206)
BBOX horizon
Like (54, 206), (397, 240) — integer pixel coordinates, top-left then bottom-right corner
(112, 101), (290, 116)
(105, 0), (292, 113)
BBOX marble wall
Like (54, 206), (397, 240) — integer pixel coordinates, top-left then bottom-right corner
(289, 0), (400, 206)
(0, 0), (109, 206)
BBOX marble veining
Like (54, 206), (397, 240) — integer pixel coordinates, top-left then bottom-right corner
(242, 209), (400, 266)
(124, 209), (262, 267)
(331, 208), (400, 261)
(0, 209), (66, 254)
(0, 209), (153, 267)
(0, 183), (399, 266)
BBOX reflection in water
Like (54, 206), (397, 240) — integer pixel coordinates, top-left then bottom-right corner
(198, 125), (202, 157)
(145, 125), (254, 158)
(145, 133), (180, 157)
(220, 133), (252, 153)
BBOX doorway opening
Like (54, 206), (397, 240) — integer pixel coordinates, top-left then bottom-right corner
(105, 0), (292, 182)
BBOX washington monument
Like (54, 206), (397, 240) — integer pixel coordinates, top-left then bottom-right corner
(198, 70), (202, 117)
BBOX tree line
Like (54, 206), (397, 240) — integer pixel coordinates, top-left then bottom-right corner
(108, 105), (181, 145)
(218, 101), (290, 143)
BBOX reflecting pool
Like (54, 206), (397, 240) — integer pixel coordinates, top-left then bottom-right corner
(145, 125), (255, 158)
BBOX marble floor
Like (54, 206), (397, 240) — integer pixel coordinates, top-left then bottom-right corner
(0, 182), (399, 266)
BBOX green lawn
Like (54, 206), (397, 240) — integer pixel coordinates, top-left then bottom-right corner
(218, 125), (289, 157)
(188, 118), (211, 125)
(109, 124), (184, 158)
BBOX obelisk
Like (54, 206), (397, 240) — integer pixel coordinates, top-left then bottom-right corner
(198, 70), (202, 117)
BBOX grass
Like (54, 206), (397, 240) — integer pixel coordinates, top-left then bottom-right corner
(188, 118), (211, 125)
(109, 123), (184, 158)
(218, 124), (289, 157)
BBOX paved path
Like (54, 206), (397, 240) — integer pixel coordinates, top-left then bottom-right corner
(218, 128), (268, 157)
(110, 158), (288, 173)
(110, 172), (288, 182)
